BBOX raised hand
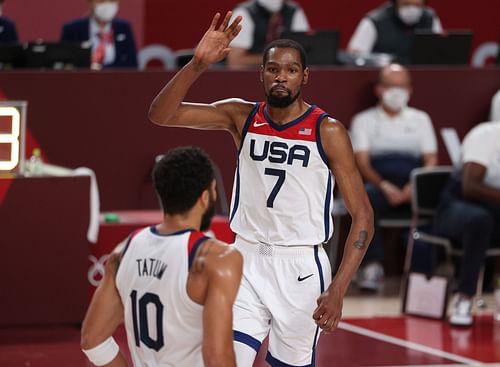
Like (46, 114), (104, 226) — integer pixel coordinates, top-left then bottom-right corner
(193, 12), (242, 68)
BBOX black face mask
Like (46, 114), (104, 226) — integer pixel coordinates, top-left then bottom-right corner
(266, 89), (300, 108)
(200, 191), (216, 232)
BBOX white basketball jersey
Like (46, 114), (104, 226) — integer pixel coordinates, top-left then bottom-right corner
(116, 227), (209, 367)
(230, 102), (335, 246)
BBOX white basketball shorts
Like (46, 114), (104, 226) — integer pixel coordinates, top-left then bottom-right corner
(232, 235), (332, 367)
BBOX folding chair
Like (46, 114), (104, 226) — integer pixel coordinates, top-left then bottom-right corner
(403, 166), (500, 307)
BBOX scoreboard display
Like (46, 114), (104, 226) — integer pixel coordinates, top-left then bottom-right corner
(0, 102), (27, 176)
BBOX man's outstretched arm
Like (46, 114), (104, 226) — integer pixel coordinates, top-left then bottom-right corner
(313, 118), (374, 333)
(148, 12), (246, 132)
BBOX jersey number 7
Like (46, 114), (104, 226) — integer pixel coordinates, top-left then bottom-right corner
(265, 168), (286, 208)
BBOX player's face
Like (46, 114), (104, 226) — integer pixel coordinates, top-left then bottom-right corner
(261, 48), (309, 108)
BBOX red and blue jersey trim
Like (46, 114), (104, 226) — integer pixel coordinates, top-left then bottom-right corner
(246, 102), (328, 143)
(187, 231), (210, 269)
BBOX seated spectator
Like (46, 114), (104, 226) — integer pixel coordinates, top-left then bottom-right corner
(228, 0), (309, 68)
(61, 0), (137, 69)
(0, 0), (18, 43)
(435, 121), (500, 326)
(490, 89), (500, 121)
(348, 0), (443, 64)
(350, 63), (438, 291)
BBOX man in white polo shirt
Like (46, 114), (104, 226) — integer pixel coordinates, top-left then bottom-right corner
(436, 121), (500, 326)
(350, 63), (437, 291)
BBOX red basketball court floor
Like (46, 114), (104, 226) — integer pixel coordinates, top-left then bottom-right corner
(1, 314), (499, 366)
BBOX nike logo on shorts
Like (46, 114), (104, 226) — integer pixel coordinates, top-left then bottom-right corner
(253, 121), (267, 127)
(297, 274), (314, 282)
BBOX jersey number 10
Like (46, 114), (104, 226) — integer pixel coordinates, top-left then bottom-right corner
(130, 290), (165, 351)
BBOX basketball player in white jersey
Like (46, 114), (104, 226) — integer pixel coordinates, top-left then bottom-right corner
(148, 12), (374, 367)
(81, 146), (243, 367)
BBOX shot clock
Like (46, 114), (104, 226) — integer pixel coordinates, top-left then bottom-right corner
(0, 101), (27, 176)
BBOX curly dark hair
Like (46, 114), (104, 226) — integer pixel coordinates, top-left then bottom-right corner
(153, 146), (214, 215)
(263, 39), (307, 70)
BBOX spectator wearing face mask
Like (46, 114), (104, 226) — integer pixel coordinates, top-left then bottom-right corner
(61, 0), (138, 69)
(347, 0), (443, 64)
(349, 63), (438, 292)
(0, 0), (18, 44)
(227, 0), (310, 68)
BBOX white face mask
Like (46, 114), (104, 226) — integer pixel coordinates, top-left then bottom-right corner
(94, 2), (119, 23)
(398, 5), (423, 25)
(382, 87), (410, 112)
(257, 0), (283, 13)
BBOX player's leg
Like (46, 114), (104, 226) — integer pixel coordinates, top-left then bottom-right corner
(232, 238), (272, 367)
(265, 245), (332, 366)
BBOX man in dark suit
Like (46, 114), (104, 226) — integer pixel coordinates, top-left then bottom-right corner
(0, 0), (19, 43)
(61, 0), (138, 69)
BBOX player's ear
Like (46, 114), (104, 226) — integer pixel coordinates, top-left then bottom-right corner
(200, 189), (209, 209)
(302, 67), (309, 85)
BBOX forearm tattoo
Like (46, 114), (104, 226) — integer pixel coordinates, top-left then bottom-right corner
(353, 230), (368, 249)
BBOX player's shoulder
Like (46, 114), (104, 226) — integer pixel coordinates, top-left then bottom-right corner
(204, 239), (242, 260)
(203, 239), (242, 272)
(319, 115), (347, 136)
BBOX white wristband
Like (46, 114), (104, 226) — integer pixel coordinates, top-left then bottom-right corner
(82, 336), (120, 366)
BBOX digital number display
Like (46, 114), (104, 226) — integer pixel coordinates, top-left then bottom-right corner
(0, 107), (20, 170)
(0, 102), (27, 176)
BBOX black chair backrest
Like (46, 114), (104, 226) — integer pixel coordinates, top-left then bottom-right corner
(411, 166), (453, 216)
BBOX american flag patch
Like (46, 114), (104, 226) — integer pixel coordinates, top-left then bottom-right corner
(298, 127), (312, 135)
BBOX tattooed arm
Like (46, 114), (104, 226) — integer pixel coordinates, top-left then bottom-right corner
(312, 117), (374, 333)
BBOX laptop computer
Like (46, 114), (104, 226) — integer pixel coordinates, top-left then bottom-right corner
(23, 42), (91, 69)
(280, 30), (339, 65)
(0, 44), (24, 69)
(408, 30), (473, 65)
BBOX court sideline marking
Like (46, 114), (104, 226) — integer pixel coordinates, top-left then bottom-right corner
(338, 322), (485, 366)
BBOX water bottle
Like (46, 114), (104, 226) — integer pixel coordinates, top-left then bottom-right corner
(495, 278), (500, 322)
(27, 148), (43, 176)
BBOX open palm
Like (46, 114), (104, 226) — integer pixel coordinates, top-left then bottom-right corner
(194, 12), (242, 66)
